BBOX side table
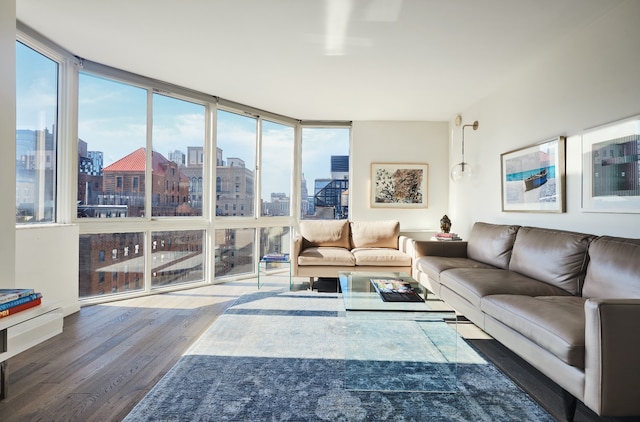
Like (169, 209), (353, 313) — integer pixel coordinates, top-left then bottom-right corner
(257, 259), (292, 290)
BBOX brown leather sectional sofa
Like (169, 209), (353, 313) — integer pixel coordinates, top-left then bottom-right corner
(403, 222), (640, 419)
(292, 219), (412, 289)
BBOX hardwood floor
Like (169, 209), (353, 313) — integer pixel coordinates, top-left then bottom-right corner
(0, 279), (262, 422)
(0, 277), (632, 422)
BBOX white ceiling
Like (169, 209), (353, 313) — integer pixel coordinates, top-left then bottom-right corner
(16, 0), (621, 121)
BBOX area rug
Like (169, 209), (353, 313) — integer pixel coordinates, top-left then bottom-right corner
(124, 290), (553, 421)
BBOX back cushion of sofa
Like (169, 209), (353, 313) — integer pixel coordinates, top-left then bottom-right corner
(583, 236), (640, 299)
(350, 220), (400, 249)
(467, 222), (520, 269)
(509, 227), (593, 295)
(300, 219), (351, 248)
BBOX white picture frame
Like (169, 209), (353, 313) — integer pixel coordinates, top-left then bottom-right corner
(501, 136), (566, 213)
(581, 115), (640, 213)
(370, 163), (428, 208)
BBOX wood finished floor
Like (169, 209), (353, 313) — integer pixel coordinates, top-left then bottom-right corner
(0, 277), (632, 422)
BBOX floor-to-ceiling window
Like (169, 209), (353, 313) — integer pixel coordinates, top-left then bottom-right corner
(77, 73), (147, 218)
(15, 40), (59, 224)
(261, 120), (294, 217)
(213, 109), (298, 279)
(77, 65), (210, 300)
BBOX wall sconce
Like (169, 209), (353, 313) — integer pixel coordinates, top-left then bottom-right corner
(451, 120), (479, 183)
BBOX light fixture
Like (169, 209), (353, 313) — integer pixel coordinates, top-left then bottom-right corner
(451, 120), (479, 183)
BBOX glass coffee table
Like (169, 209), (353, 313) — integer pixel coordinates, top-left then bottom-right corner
(338, 271), (458, 393)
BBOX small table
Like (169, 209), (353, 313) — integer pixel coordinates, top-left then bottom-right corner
(338, 271), (458, 393)
(338, 271), (452, 312)
(257, 259), (292, 290)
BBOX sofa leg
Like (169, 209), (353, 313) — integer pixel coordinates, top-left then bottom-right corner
(309, 277), (314, 291)
(561, 389), (577, 422)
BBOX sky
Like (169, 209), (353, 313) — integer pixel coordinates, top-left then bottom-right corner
(17, 41), (350, 202)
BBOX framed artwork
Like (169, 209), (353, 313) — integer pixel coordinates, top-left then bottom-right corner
(370, 163), (428, 208)
(501, 136), (566, 213)
(581, 115), (640, 213)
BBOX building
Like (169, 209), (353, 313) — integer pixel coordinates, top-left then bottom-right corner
(15, 128), (55, 222)
(263, 192), (290, 216)
(215, 155), (254, 217)
(311, 155), (349, 219)
(99, 148), (192, 217)
(177, 146), (204, 214)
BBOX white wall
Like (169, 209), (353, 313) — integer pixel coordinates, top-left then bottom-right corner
(0, 0), (16, 289)
(450, 0), (640, 239)
(16, 225), (80, 316)
(351, 121), (449, 232)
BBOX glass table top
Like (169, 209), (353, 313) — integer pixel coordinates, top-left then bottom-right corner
(338, 271), (454, 313)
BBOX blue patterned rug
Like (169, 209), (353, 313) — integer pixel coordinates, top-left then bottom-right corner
(124, 290), (552, 421)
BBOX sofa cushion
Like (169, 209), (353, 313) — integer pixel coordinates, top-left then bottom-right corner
(440, 268), (571, 307)
(467, 222), (520, 269)
(300, 219), (351, 249)
(297, 247), (355, 266)
(352, 248), (411, 266)
(583, 236), (640, 299)
(350, 220), (399, 249)
(416, 256), (496, 282)
(509, 227), (593, 295)
(481, 295), (587, 368)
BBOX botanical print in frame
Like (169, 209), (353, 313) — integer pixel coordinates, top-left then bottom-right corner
(501, 136), (566, 213)
(370, 163), (428, 208)
(582, 115), (640, 213)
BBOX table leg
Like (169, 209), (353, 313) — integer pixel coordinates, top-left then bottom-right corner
(0, 360), (7, 400)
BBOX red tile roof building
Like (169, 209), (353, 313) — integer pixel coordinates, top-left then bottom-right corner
(102, 148), (193, 216)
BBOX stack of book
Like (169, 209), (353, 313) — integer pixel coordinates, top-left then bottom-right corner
(0, 289), (42, 319)
(261, 252), (290, 262)
(370, 278), (423, 302)
(432, 232), (462, 241)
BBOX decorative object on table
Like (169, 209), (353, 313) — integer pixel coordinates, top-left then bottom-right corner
(261, 252), (290, 262)
(581, 115), (640, 213)
(501, 136), (566, 213)
(439, 215), (451, 233)
(370, 163), (428, 208)
(432, 232), (461, 241)
(369, 278), (423, 302)
(451, 120), (479, 182)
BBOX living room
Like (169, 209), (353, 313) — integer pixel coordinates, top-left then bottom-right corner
(1, 0), (639, 420)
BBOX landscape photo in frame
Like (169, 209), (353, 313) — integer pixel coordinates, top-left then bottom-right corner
(501, 136), (566, 212)
(370, 163), (428, 208)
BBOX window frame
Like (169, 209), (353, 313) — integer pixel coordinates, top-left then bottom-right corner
(15, 33), (64, 225)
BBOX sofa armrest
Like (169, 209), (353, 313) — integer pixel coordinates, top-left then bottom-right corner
(399, 238), (467, 279)
(292, 235), (303, 276)
(412, 240), (468, 258)
(584, 298), (640, 416)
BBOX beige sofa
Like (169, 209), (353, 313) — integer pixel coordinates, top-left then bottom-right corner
(292, 219), (412, 289)
(403, 222), (640, 420)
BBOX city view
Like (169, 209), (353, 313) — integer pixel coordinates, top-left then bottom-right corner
(16, 41), (349, 299)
